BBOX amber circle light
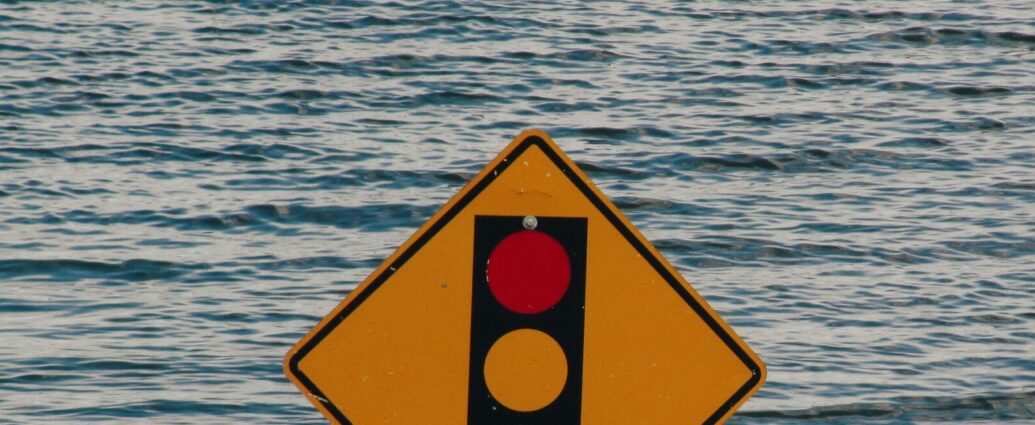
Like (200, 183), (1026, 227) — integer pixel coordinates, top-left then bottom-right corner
(483, 328), (569, 412)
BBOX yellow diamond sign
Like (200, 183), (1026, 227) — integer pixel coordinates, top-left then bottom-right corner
(285, 129), (766, 424)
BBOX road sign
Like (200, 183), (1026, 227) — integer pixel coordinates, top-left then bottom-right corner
(285, 129), (766, 425)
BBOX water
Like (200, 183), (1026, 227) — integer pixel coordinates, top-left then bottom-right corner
(1, 1), (1033, 423)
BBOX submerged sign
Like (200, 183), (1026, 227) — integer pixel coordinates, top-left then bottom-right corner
(285, 130), (766, 424)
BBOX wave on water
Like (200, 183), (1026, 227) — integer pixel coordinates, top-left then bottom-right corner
(737, 391), (1035, 424)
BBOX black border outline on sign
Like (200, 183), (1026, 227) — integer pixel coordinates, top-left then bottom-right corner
(287, 134), (763, 425)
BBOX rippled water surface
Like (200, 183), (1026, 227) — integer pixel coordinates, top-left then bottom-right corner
(2, 1), (1034, 423)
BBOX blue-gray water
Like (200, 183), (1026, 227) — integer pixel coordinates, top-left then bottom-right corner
(1, 1), (1034, 424)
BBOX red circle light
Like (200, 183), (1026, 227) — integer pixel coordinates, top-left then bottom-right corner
(487, 230), (570, 314)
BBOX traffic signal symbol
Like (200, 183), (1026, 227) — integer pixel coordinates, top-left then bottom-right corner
(284, 130), (766, 425)
(469, 215), (587, 424)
